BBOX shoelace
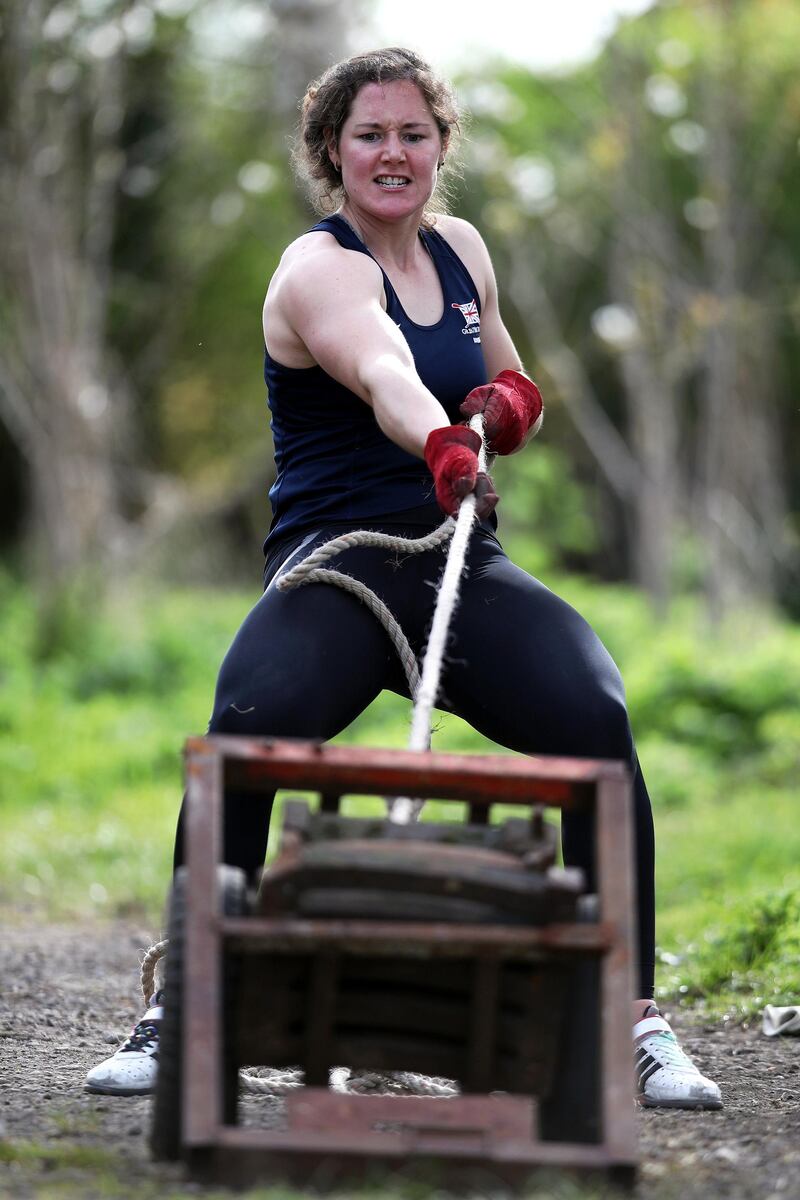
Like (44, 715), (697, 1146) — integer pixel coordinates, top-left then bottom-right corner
(121, 1020), (159, 1053)
(645, 1030), (695, 1073)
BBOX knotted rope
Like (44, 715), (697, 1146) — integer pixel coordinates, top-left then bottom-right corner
(275, 521), (457, 703)
(277, 413), (488, 823)
(141, 416), (487, 1096)
(140, 941), (168, 1003)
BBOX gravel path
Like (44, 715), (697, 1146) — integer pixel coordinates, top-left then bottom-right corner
(1, 920), (799, 1199)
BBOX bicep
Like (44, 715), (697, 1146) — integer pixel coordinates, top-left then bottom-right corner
(481, 300), (523, 379)
(286, 256), (415, 403)
(439, 216), (523, 379)
(477, 247), (524, 379)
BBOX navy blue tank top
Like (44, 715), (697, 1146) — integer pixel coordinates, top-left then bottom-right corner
(263, 214), (488, 550)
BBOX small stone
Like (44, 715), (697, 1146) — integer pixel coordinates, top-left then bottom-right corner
(128, 1125), (142, 1136)
(712, 1145), (741, 1164)
(104, 1035), (119, 1045)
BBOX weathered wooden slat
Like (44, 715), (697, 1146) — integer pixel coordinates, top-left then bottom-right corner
(279, 888), (559, 925)
(200, 735), (614, 805)
(223, 916), (614, 956)
(258, 843), (581, 924)
(286, 1090), (535, 1139)
(284, 836), (532, 869)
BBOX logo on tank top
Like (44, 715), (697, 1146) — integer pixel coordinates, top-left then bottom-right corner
(451, 299), (481, 343)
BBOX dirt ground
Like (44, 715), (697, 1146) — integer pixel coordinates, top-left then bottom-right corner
(1, 919), (799, 1200)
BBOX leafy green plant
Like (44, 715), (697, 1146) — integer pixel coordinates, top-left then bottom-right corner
(662, 889), (800, 1017)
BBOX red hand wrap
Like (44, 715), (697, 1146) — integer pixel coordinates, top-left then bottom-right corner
(460, 369), (544, 456)
(424, 425), (498, 519)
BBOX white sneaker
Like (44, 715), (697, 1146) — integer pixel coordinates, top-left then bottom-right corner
(85, 994), (162, 1096)
(634, 1007), (722, 1110)
(763, 1005), (800, 1037)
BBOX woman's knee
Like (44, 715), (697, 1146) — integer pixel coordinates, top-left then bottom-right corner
(575, 686), (634, 762)
(517, 663), (634, 763)
(558, 629), (634, 760)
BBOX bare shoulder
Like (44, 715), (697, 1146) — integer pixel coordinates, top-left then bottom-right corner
(263, 229), (385, 367)
(433, 213), (488, 252)
(270, 229), (381, 306)
(431, 214), (494, 300)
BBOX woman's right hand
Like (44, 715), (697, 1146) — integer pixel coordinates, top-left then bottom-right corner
(424, 426), (498, 518)
(266, 234), (458, 459)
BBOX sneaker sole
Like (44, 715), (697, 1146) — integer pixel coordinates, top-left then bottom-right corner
(637, 1093), (723, 1110)
(85, 1082), (155, 1097)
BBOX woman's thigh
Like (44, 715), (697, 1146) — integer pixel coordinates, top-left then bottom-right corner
(441, 537), (634, 763)
(209, 542), (405, 740)
(177, 528), (425, 875)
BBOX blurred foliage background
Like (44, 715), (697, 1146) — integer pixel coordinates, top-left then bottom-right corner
(1, 0), (799, 1014)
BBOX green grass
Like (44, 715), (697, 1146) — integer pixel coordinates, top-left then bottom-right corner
(1, 571), (799, 1015)
(0, 1138), (119, 1172)
(0, 1137), (618, 1200)
(0, 1112), (616, 1198)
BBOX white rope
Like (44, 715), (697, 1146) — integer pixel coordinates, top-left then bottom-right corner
(140, 939), (168, 1006)
(238, 1066), (305, 1094)
(392, 416), (488, 822)
(275, 519), (457, 703)
(277, 522), (456, 582)
(330, 1068), (458, 1097)
(282, 567), (424, 699)
(140, 417), (487, 1097)
(407, 416), (488, 757)
(277, 415), (488, 825)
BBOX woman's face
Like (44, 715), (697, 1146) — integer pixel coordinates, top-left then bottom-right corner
(332, 80), (445, 224)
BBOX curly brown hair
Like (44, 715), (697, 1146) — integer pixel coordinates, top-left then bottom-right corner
(292, 47), (462, 225)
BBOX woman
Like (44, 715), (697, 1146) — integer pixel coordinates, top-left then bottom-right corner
(87, 47), (720, 1111)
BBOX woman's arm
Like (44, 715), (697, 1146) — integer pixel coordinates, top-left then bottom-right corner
(433, 217), (543, 454)
(265, 239), (450, 458)
(433, 215), (525, 380)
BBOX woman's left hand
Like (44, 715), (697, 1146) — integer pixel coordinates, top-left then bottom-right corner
(460, 369), (544, 456)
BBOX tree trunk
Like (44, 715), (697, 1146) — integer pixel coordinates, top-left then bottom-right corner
(695, 0), (788, 618)
(0, 2), (128, 643)
(605, 45), (695, 615)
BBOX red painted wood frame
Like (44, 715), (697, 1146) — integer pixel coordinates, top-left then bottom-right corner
(180, 735), (638, 1189)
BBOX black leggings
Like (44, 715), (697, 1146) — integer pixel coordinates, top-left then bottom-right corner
(174, 520), (656, 998)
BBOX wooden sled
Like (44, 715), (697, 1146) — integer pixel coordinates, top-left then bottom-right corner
(150, 735), (638, 1190)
